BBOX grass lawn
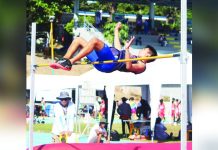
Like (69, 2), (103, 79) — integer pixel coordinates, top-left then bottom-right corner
(27, 122), (181, 142)
(166, 37), (175, 41)
(168, 41), (180, 45)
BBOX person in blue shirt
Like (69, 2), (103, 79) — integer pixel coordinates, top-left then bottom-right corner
(154, 117), (173, 141)
(117, 97), (131, 137)
(50, 22), (157, 74)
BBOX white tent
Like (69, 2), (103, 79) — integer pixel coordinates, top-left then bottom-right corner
(26, 74), (82, 103)
(26, 74), (81, 90)
(80, 52), (192, 136)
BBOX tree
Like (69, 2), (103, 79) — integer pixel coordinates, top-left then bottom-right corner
(26, 0), (73, 26)
(103, 22), (129, 45)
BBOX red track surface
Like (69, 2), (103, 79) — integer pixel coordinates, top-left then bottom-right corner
(33, 142), (192, 150)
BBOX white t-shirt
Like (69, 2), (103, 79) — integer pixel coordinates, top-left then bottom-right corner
(52, 102), (76, 135)
(88, 124), (107, 143)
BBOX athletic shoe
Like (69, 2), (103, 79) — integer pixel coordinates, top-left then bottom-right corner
(50, 58), (72, 71)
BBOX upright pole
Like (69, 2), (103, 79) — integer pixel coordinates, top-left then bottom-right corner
(180, 0), (188, 149)
(49, 16), (55, 75)
(74, 0), (79, 29)
(50, 21), (54, 62)
(149, 2), (155, 30)
(29, 22), (36, 150)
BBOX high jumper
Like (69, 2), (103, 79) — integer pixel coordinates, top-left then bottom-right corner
(50, 22), (158, 74)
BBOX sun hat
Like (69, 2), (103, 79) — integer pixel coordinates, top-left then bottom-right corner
(56, 91), (71, 100)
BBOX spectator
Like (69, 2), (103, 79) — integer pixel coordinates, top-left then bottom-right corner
(52, 91), (76, 143)
(175, 99), (180, 124)
(136, 98), (151, 119)
(171, 98), (176, 124)
(94, 97), (100, 118)
(82, 105), (94, 115)
(40, 97), (46, 120)
(144, 20), (149, 35)
(158, 99), (165, 120)
(161, 35), (168, 47)
(154, 117), (173, 141)
(158, 34), (164, 43)
(135, 14), (143, 34)
(177, 100), (181, 123)
(88, 118), (109, 143)
(117, 97), (131, 137)
(135, 37), (142, 46)
(99, 98), (106, 119)
(129, 97), (137, 116)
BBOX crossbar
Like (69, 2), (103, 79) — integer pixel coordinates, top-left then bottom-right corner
(35, 53), (180, 68)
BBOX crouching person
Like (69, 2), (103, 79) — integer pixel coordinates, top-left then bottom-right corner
(88, 118), (109, 143)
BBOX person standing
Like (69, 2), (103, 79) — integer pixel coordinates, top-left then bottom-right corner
(52, 91), (76, 143)
(99, 98), (106, 119)
(137, 98), (151, 120)
(175, 99), (180, 124)
(171, 98), (176, 124)
(117, 97), (131, 137)
(144, 19), (149, 35)
(158, 99), (165, 120)
(94, 97), (100, 119)
(40, 97), (46, 121)
(177, 100), (181, 124)
(129, 97), (137, 117)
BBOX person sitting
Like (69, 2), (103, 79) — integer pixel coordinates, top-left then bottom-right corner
(88, 118), (109, 143)
(154, 117), (173, 141)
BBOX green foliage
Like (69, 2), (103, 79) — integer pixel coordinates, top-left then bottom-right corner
(64, 19), (74, 35)
(26, 0), (73, 25)
(26, 0), (192, 34)
(116, 3), (149, 14)
(155, 6), (181, 31)
(187, 9), (192, 19)
(80, 0), (113, 12)
(83, 16), (95, 24)
(103, 22), (129, 45)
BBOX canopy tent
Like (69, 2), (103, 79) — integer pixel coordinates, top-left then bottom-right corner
(80, 52), (192, 137)
(26, 75), (81, 103)
(26, 75), (81, 90)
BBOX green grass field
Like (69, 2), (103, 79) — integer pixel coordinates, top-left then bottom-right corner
(27, 122), (181, 141)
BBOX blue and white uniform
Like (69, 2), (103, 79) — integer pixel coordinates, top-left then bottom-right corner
(86, 44), (138, 73)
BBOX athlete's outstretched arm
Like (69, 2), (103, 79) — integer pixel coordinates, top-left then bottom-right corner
(114, 22), (122, 50)
(125, 36), (146, 74)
